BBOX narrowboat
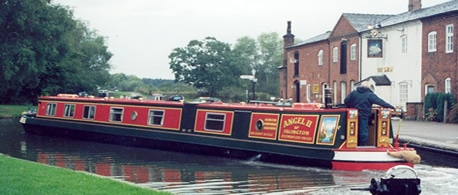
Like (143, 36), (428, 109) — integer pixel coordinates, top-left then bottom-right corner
(19, 93), (419, 171)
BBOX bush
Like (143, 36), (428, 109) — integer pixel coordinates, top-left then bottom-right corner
(424, 92), (455, 122)
(448, 104), (458, 123)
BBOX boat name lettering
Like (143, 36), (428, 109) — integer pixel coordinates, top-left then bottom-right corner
(283, 117), (313, 128)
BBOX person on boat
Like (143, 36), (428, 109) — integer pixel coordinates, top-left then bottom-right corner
(344, 81), (395, 146)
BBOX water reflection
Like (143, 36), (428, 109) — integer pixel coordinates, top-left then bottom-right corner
(22, 134), (355, 194)
(2, 119), (458, 194)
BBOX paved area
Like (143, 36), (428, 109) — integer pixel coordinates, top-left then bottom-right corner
(391, 119), (458, 154)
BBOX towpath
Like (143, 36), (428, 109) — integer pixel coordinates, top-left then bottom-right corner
(391, 119), (458, 155)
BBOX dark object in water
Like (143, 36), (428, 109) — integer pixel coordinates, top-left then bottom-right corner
(352, 165), (421, 195)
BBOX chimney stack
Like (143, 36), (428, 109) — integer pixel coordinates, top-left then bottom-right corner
(283, 21), (295, 48)
(408, 0), (422, 11)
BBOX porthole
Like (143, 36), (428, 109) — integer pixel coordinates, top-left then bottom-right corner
(255, 119), (264, 131)
(131, 111), (138, 121)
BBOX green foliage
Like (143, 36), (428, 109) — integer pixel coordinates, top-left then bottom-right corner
(169, 37), (240, 96)
(424, 92), (455, 122)
(0, 104), (36, 118)
(0, 0), (111, 104)
(448, 104), (458, 123)
(0, 155), (170, 195)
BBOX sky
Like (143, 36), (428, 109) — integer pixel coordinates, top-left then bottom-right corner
(51, 0), (450, 79)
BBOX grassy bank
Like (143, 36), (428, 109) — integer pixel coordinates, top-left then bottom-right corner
(0, 154), (171, 195)
(0, 104), (36, 118)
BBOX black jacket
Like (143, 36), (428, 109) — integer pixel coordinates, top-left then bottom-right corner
(344, 87), (395, 119)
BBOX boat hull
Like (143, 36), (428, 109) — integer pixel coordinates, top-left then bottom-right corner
(19, 95), (416, 171)
(20, 115), (411, 171)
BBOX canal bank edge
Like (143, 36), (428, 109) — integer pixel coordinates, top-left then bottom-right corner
(0, 154), (171, 195)
(400, 137), (458, 156)
(0, 105), (36, 119)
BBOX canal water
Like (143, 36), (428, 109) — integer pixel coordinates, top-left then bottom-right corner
(1, 118), (458, 194)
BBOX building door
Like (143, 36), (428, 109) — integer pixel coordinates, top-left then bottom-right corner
(294, 80), (300, 102)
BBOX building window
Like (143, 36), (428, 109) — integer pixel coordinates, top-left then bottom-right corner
(318, 50), (323, 65)
(46, 103), (57, 116)
(205, 113), (225, 131)
(446, 24), (454, 53)
(110, 107), (124, 122)
(340, 82), (347, 104)
(426, 85), (435, 94)
(83, 105), (96, 119)
(333, 81), (337, 103)
(148, 110), (164, 126)
(340, 41), (347, 74)
(293, 51), (299, 76)
(63, 104), (75, 118)
(350, 44), (356, 60)
(401, 35), (407, 53)
(428, 31), (437, 52)
(445, 78), (451, 94)
(306, 84), (311, 103)
(333, 47), (338, 62)
(399, 83), (408, 104)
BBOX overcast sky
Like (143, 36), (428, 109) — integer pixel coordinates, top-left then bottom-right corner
(51, 0), (450, 79)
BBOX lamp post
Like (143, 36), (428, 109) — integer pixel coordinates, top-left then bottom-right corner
(240, 69), (257, 102)
(251, 69), (257, 101)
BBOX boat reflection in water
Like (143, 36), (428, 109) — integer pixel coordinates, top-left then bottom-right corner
(21, 134), (379, 194)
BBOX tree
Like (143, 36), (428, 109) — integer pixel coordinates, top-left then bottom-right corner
(169, 37), (241, 96)
(256, 32), (282, 96)
(231, 33), (283, 97)
(0, 0), (111, 103)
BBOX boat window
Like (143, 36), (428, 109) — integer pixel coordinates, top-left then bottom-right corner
(204, 113), (225, 131)
(63, 104), (75, 118)
(110, 107), (124, 122)
(46, 103), (57, 116)
(148, 110), (164, 126)
(83, 105), (96, 120)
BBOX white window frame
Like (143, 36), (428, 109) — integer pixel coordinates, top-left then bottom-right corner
(204, 113), (225, 131)
(110, 107), (124, 122)
(333, 81), (337, 103)
(148, 109), (165, 126)
(340, 82), (347, 104)
(401, 35), (407, 53)
(350, 80), (355, 91)
(64, 104), (75, 118)
(399, 82), (408, 104)
(318, 50), (323, 66)
(46, 103), (57, 116)
(83, 105), (96, 120)
(445, 78), (451, 94)
(332, 47), (338, 62)
(350, 44), (356, 60)
(428, 31), (437, 52)
(425, 85), (435, 95)
(446, 24), (454, 53)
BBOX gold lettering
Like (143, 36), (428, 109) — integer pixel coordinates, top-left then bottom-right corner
(264, 122), (277, 126)
(305, 120), (313, 128)
(265, 118), (277, 122)
(283, 117), (306, 128)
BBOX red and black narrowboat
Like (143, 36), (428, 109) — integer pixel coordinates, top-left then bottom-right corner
(20, 93), (419, 171)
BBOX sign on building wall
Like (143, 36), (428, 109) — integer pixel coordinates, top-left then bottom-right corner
(368, 39), (383, 58)
(312, 84), (320, 94)
(377, 66), (393, 73)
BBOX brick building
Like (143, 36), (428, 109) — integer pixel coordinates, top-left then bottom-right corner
(281, 0), (457, 118)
